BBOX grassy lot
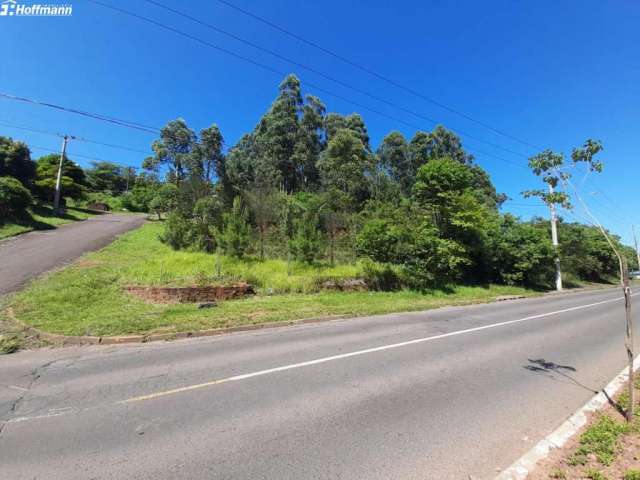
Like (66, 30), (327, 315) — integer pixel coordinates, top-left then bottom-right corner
(0, 204), (98, 239)
(6, 222), (536, 339)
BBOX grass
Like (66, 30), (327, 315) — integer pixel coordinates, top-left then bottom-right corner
(569, 415), (629, 466)
(0, 204), (97, 239)
(7, 222), (536, 338)
(625, 470), (640, 480)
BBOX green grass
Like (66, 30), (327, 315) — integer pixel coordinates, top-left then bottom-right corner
(585, 469), (608, 480)
(8, 222), (536, 337)
(624, 469), (640, 480)
(0, 204), (97, 239)
(570, 415), (629, 466)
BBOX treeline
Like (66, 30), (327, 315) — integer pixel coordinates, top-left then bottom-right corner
(0, 137), (162, 214)
(137, 74), (634, 289)
(1, 74), (634, 289)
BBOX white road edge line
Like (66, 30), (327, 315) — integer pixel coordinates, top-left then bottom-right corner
(120, 293), (634, 404)
(495, 355), (640, 480)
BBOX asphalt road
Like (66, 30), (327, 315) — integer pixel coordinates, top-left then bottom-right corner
(0, 213), (145, 295)
(0, 288), (635, 479)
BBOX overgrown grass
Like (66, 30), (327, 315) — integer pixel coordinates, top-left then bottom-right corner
(7, 222), (536, 338)
(0, 204), (97, 239)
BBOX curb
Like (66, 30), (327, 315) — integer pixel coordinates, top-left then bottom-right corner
(4, 287), (612, 349)
(5, 307), (353, 346)
(495, 356), (640, 480)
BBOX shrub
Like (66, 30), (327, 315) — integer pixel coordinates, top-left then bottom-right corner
(361, 260), (403, 291)
(0, 334), (20, 354)
(290, 210), (322, 264)
(218, 196), (250, 258)
(0, 176), (33, 218)
(160, 212), (192, 250)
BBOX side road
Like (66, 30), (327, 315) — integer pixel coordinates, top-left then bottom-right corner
(0, 288), (635, 479)
(0, 214), (145, 295)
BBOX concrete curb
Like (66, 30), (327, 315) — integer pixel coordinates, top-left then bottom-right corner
(5, 307), (353, 346)
(495, 356), (640, 480)
(4, 286), (614, 348)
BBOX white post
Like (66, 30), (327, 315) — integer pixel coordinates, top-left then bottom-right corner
(548, 184), (562, 291)
(53, 135), (69, 213)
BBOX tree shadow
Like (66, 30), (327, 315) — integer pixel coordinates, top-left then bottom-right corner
(523, 358), (598, 394)
(523, 358), (627, 414)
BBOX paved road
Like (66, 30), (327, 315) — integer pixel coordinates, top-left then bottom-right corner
(0, 288), (635, 479)
(0, 213), (145, 295)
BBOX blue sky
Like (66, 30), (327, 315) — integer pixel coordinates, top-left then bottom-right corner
(1, 0), (638, 243)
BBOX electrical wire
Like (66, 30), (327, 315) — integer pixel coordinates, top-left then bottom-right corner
(87, 0), (527, 170)
(214, 0), (544, 151)
(0, 92), (160, 134)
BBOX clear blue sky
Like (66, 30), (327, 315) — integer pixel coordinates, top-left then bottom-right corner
(1, 0), (638, 243)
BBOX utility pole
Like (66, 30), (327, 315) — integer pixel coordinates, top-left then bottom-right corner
(623, 258), (635, 421)
(633, 225), (640, 273)
(548, 184), (563, 291)
(53, 135), (71, 214)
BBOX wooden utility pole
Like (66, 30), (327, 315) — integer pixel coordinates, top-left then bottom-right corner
(548, 184), (563, 291)
(53, 135), (70, 214)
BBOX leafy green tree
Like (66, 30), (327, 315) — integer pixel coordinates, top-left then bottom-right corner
(0, 137), (36, 187)
(85, 161), (128, 194)
(317, 129), (371, 208)
(290, 207), (322, 264)
(377, 131), (411, 194)
(189, 196), (223, 253)
(218, 196), (250, 258)
(245, 184), (283, 260)
(291, 95), (325, 190)
(197, 124), (225, 183)
(149, 183), (179, 220)
(34, 154), (86, 202)
(489, 215), (554, 286)
(253, 74), (303, 192)
(144, 119), (198, 184)
(0, 176), (33, 218)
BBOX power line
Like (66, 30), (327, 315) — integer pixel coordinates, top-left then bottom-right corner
(0, 92), (160, 134)
(143, 0), (529, 160)
(87, 0), (527, 170)
(214, 0), (544, 152)
(0, 120), (150, 154)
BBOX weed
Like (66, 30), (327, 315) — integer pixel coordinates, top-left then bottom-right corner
(573, 415), (628, 466)
(585, 469), (608, 480)
(624, 469), (640, 480)
(549, 468), (566, 479)
(0, 334), (20, 354)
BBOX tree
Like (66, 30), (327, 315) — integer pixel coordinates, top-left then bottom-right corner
(198, 124), (225, 183)
(291, 95), (325, 190)
(377, 131), (410, 194)
(149, 183), (179, 220)
(144, 119), (197, 184)
(34, 154), (86, 202)
(0, 176), (33, 218)
(317, 129), (371, 208)
(290, 207), (322, 264)
(218, 196), (250, 258)
(86, 161), (128, 194)
(253, 74), (303, 192)
(245, 185), (282, 260)
(0, 137), (36, 187)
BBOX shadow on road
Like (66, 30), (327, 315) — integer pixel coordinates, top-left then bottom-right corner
(523, 358), (599, 394)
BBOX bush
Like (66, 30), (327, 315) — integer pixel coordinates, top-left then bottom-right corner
(160, 212), (192, 250)
(361, 260), (403, 291)
(0, 176), (33, 218)
(218, 196), (250, 258)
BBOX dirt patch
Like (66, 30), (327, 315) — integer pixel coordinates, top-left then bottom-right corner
(321, 278), (367, 292)
(125, 283), (255, 304)
(528, 384), (640, 479)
